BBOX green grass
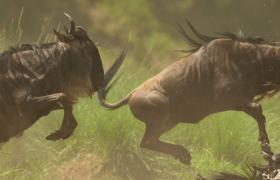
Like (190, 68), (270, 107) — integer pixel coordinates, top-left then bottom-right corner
(0, 59), (280, 180)
(1, 9), (280, 180)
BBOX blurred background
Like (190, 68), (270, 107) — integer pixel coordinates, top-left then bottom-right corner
(1, 0), (280, 180)
(3, 0), (280, 65)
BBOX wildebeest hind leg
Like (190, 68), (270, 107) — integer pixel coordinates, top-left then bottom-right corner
(140, 122), (191, 165)
(23, 93), (77, 140)
(243, 102), (273, 158)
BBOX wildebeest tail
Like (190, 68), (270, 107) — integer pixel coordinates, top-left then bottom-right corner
(103, 46), (128, 88)
(98, 88), (132, 109)
(98, 45), (132, 109)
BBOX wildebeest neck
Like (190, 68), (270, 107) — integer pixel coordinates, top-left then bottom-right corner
(255, 44), (280, 86)
(220, 41), (280, 100)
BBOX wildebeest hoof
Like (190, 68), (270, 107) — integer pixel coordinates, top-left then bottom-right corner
(45, 129), (73, 141)
(174, 145), (191, 165)
(46, 119), (78, 140)
(271, 153), (280, 168)
(272, 153), (280, 162)
(178, 155), (191, 165)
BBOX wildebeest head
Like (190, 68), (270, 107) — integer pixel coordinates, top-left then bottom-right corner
(53, 13), (104, 92)
(54, 13), (92, 43)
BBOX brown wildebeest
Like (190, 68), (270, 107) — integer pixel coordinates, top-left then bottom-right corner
(0, 13), (126, 143)
(97, 20), (280, 165)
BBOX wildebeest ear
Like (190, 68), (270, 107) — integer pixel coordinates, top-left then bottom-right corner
(53, 29), (73, 43)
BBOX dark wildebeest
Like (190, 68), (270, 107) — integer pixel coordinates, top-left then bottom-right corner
(0, 14), (126, 143)
(98, 20), (280, 166)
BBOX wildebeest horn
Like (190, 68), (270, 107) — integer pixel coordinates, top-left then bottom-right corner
(64, 13), (76, 34)
(53, 29), (73, 43)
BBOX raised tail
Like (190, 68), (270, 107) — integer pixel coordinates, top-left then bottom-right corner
(97, 88), (132, 109)
(97, 45), (132, 109)
(103, 46), (128, 87)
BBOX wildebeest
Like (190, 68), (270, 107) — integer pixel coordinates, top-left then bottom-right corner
(98, 20), (280, 165)
(0, 14), (126, 143)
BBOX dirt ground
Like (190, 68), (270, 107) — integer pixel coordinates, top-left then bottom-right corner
(54, 153), (105, 180)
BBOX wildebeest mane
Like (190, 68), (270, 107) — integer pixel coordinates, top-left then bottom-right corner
(0, 41), (78, 101)
(178, 19), (280, 53)
(0, 42), (57, 65)
(1, 42), (56, 54)
(177, 19), (280, 102)
(0, 42), (59, 71)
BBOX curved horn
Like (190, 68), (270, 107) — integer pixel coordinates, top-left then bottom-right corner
(64, 12), (76, 34)
(53, 29), (73, 43)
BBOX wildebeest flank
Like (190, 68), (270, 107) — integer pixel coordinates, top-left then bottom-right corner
(0, 14), (126, 143)
(98, 20), (280, 165)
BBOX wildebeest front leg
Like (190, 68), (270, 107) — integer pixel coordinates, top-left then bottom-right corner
(243, 103), (273, 159)
(24, 93), (77, 140)
(44, 94), (77, 141)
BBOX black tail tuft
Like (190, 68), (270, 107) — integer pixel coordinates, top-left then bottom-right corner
(104, 74), (121, 97)
(103, 45), (128, 91)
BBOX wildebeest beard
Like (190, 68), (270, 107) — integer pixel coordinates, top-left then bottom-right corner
(0, 13), (126, 143)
